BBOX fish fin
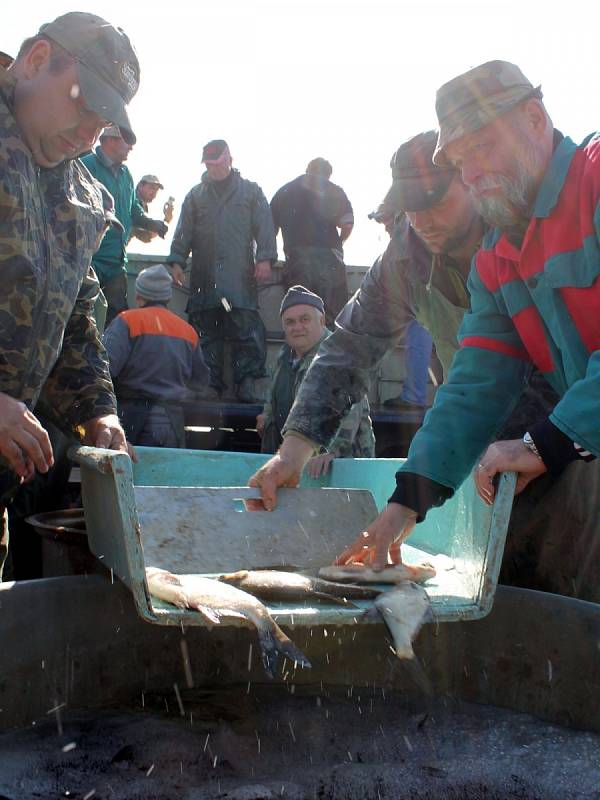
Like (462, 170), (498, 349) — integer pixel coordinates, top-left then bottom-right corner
(187, 602), (221, 626)
(312, 591), (357, 607)
(255, 624), (311, 678)
(218, 570), (248, 584)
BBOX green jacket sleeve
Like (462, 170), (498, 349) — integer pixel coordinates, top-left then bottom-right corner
(168, 189), (195, 268)
(38, 266), (117, 428)
(251, 186), (277, 264)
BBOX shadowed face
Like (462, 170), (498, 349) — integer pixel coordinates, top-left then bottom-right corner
(281, 304), (325, 357)
(405, 176), (480, 254)
(13, 40), (110, 167)
(443, 104), (548, 231)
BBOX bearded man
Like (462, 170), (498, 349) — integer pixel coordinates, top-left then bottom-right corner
(250, 61), (600, 602)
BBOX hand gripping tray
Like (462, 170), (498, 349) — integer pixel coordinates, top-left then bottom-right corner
(72, 446), (516, 627)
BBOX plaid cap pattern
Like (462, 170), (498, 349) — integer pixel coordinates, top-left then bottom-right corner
(433, 60), (542, 164)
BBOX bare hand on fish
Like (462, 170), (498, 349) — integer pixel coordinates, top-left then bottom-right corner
(333, 502), (418, 572)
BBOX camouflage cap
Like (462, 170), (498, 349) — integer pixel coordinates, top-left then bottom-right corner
(433, 60), (542, 164)
(39, 12), (140, 145)
(383, 130), (457, 213)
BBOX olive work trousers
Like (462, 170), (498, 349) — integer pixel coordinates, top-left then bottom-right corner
(501, 458), (600, 603)
(283, 246), (349, 328)
(189, 308), (267, 393)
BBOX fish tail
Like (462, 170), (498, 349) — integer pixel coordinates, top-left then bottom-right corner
(255, 624), (312, 678)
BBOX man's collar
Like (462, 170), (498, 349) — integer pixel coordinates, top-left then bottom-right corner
(96, 145), (122, 173)
(532, 131), (576, 219)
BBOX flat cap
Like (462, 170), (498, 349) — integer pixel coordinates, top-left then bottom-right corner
(434, 60), (542, 164)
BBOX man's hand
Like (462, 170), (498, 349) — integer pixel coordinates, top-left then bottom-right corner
(306, 452), (335, 478)
(83, 414), (138, 462)
(475, 438), (547, 505)
(0, 393), (54, 480)
(333, 502), (418, 571)
(152, 220), (169, 239)
(248, 434), (315, 510)
(170, 263), (185, 286)
(255, 412), (266, 437)
(254, 260), (272, 283)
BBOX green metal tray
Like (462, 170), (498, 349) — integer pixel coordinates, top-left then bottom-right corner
(72, 446), (516, 626)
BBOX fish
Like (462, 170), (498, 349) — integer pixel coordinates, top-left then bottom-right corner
(373, 582), (432, 659)
(218, 569), (382, 605)
(145, 567), (311, 678)
(318, 562), (436, 585)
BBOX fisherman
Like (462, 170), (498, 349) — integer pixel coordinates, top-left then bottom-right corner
(0, 11), (139, 576)
(129, 174), (172, 244)
(167, 139), (277, 403)
(82, 127), (169, 324)
(103, 265), (210, 448)
(251, 61), (600, 601)
(257, 285), (375, 476)
(271, 158), (354, 327)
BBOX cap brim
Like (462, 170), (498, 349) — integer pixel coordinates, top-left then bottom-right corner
(384, 171), (455, 213)
(76, 60), (136, 145)
(433, 84), (541, 165)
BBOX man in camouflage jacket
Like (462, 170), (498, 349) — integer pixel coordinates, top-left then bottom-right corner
(0, 12), (139, 573)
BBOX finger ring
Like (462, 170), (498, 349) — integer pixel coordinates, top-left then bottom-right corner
(478, 463), (485, 470)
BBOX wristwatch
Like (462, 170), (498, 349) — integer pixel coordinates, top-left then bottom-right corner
(523, 431), (542, 460)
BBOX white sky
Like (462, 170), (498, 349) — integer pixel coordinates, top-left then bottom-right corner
(5, 0), (599, 264)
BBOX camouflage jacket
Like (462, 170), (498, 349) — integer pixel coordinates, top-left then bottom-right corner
(0, 68), (117, 490)
(265, 331), (375, 457)
(282, 217), (474, 448)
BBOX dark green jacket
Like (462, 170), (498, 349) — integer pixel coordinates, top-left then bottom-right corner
(81, 147), (156, 282)
(168, 170), (277, 312)
(0, 68), (117, 498)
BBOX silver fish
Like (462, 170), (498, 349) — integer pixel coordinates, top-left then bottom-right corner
(373, 582), (432, 659)
(145, 567), (311, 677)
(318, 562), (436, 585)
(218, 569), (382, 605)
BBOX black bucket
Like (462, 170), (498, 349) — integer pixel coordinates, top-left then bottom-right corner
(26, 509), (104, 577)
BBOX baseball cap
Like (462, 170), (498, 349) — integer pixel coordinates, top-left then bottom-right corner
(39, 12), (140, 145)
(202, 139), (229, 163)
(434, 60), (542, 164)
(140, 174), (164, 188)
(382, 131), (458, 213)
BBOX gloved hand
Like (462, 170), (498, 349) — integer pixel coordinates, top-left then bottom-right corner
(151, 220), (169, 238)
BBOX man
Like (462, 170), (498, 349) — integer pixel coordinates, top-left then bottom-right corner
(103, 265), (210, 448)
(253, 61), (600, 600)
(167, 139), (277, 403)
(130, 174), (173, 244)
(82, 127), (168, 324)
(271, 158), (354, 327)
(0, 12), (139, 574)
(257, 285), (375, 475)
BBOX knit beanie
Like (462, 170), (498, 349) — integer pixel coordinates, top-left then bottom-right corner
(279, 285), (325, 316)
(135, 264), (173, 302)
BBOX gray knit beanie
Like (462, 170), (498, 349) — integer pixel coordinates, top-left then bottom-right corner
(135, 264), (173, 302)
(279, 285), (325, 316)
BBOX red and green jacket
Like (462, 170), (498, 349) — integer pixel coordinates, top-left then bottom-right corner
(394, 133), (600, 517)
